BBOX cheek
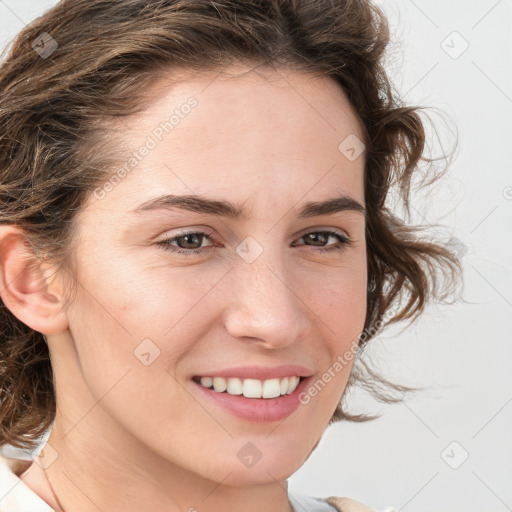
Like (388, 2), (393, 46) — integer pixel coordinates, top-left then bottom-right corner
(66, 258), (224, 389)
(300, 263), (367, 402)
(305, 261), (367, 338)
(297, 274), (365, 414)
(318, 282), (365, 369)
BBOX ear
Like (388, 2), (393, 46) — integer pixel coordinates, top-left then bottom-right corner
(0, 225), (69, 335)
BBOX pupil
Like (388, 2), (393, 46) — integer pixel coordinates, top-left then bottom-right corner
(182, 233), (201, 248)
(308, 233), (326, 246)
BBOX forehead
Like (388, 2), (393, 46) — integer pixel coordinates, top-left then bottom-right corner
(144, 63), (365, 141)
(84, 64), (366, 218)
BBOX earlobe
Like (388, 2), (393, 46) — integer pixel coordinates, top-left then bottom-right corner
(0, 225), (69, 335)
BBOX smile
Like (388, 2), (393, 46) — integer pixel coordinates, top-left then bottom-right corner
(194, 376), (302, 399)
(191, 364), (313, 422)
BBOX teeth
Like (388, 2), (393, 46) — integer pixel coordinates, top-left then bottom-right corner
(197, 376), (302, 398)
(287, 376), (299, 394)
(200, 377), (213, 388)
(243, 378), (262, 398)
(212, 377), (227, 392)
(262, 378), (281, 398)
(227, 377), (243, 395)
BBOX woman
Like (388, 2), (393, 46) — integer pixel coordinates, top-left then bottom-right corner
(0, 1), (461, 511)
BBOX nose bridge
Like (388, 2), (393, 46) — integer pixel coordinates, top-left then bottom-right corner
(223, 238), (310, 347)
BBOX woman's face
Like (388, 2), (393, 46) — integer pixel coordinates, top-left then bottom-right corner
(56, 65), (367, 485)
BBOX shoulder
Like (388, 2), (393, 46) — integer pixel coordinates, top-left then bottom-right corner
(325, 496), (379, 512)
(289, 491), (380, 512)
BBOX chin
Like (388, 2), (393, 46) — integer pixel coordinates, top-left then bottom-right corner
(219, 462), (299, 487)
(211, 442), (309, 486)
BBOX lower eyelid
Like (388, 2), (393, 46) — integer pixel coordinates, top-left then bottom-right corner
(159, 232), (214, 249)
(157, 230), (351, 253)
(295, 231), (350, 244)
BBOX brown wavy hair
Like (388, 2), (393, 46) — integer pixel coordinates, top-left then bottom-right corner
(0, 0), (462, 450)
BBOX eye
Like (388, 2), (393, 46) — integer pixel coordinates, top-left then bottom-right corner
(292, 230), (352, 253)
(155, 229), (352, 255)
(156, 231), (215, 255)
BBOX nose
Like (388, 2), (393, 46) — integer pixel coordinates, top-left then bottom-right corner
(222, 252), (311, 350)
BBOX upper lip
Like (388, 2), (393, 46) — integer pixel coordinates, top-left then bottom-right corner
(193, 365), (313, 381)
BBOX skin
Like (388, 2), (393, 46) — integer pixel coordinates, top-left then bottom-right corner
(0, 64), (367, 512)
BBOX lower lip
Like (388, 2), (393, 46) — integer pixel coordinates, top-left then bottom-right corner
(193, 377), (311, 423)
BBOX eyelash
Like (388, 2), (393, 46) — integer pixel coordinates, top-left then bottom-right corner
(155, 229), (352, 255)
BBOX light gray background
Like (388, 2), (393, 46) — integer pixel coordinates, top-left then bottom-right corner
(0, 1), (510, 511)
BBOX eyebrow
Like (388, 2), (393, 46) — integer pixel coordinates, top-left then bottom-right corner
(131, 194), (365, 220)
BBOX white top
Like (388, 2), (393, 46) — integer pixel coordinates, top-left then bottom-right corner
(0, 454), (53, 512)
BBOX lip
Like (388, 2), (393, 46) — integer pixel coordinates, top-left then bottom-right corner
(192, 364), (313, 381)
(192, 371), (313, 423)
